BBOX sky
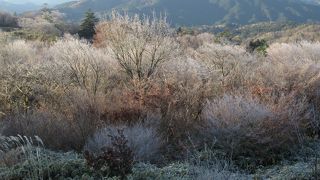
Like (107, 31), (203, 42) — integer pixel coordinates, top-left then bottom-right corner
(3, 0), (72, 5)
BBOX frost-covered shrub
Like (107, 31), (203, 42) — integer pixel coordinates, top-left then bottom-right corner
(195, 43), (251, 89)
(85, 124), (161, 163)
(268, 41), (320, 63)
(202, 95), (311, 169)
(0, 40), (37, 65)
(49, 36), (116, 95)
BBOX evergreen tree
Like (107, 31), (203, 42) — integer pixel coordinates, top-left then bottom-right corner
(78, 10), (99, 40)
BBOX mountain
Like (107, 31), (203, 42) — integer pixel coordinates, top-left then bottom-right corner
(1, 0), (71, 6)
(56, 0), (320, 26)
(22, 0), (71, 5)
(0, 0), (40, 13)
(0, 0), (72, 13)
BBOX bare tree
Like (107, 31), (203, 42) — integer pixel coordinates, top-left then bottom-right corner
(95, 12), (180, 80)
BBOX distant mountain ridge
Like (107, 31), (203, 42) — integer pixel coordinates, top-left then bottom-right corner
(0, 0), (72, 13)
(300, 0), (320, 5)
(55, 0), (320, 26)
(0, 0), (40, 13)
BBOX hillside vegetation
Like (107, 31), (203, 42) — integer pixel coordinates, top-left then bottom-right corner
(191, 22), (320, 45)
(1, 11), (320, 179)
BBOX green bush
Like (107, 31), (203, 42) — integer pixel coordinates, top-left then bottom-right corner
(247, 39), (269, 56)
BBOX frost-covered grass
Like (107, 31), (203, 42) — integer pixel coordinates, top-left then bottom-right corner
(1, 141), (320, 179)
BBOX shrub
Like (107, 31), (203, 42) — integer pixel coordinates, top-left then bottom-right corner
(268, 41), (320, 63)
(147, 58), (215, 160)
(247, 39), (269, 56)
(0, 40), (44, 115)
(0, 40), (37, 64)
(17, 9), (75, 41)
(177, 32), (216, 49)
(247, 42), (320, 136)
(202, 95), (312, 170)
(195, 43), (248, 87)
(85, 124), (161, 163)
(0, 111), (84, 151)
(49, 35), (114, 96)
(0, 38), (115, 151)
(84, 129), (134, 178)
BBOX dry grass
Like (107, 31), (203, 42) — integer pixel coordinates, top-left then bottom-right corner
(0, 135), (43, 167)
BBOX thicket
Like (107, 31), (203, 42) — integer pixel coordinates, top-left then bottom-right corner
(0, 12), (320, 179)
